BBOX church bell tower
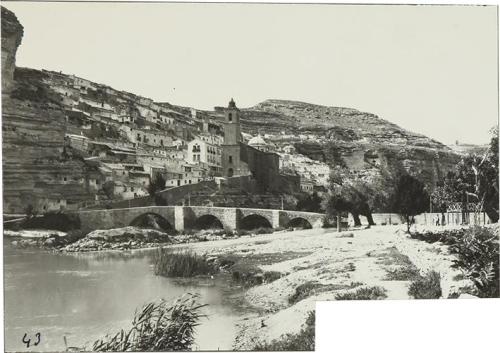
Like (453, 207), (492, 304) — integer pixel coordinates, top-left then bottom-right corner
(223, 98), (241, 145)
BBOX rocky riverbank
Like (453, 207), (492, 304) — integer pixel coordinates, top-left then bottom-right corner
(4, 226), (282, 252)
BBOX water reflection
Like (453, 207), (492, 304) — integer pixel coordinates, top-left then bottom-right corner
(4, 246), (247, 352)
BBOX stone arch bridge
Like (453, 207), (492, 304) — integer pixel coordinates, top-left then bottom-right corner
(75, 206), (324, 233)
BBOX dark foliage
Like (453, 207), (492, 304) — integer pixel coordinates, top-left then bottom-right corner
(392, 174), (429, 232)
(148, 174), (166, 197)
(296, 192), (324, 213)
(408, 271), (442, 299)
(410, 226), (499, 298)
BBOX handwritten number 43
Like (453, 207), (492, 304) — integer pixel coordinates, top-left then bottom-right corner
(22, 333), (41, 348)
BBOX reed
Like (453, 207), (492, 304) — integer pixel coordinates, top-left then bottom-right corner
(153, 247), (217, 277)
(92, 294), (206, 351)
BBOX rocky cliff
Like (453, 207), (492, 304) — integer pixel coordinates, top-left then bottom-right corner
(2, 7), (96, 213)
(1, 6), (23, 95)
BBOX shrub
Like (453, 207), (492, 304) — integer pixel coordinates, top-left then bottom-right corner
(411, 226), (499, 298)
(231, 263), (264, 286)
(263, 271), (282, 283)
(252, 311), (315, 351)
(449, 226), (499, 298)
(92, 294), (206, 351)
(385, 265), (421, 281)
(408, 271), (442, 299)
(153, 248), (217, 277)
(289, 281), (322, 304)
(335, 286), (387, 300)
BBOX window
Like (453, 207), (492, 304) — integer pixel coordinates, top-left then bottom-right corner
(229, 155), (233, 164)
(63, 177), (67, 182)
(189, 180), (192, 184)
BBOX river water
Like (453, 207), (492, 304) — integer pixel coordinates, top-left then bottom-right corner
(3, 245), (248, 352)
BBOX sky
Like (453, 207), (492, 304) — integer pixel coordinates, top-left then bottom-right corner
(3, 1), (498, 145)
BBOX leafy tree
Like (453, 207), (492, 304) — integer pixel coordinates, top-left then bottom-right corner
(148, 173), (166, 197)
(434, 128), (499, 223)
(392, 174), (429, 232)
(296, 192), (323, 213)
(102, 181), (115, 200)
(324, 165), (399, 226)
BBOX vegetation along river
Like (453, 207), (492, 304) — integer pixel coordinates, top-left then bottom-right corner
(4, 244), (248, 352)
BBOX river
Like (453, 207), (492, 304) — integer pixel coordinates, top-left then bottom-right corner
(3, 245), (248, 352)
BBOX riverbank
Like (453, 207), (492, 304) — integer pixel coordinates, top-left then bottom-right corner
(4, 227), (283, 252)
(5, 223), (493, 349)
(169, 224), (484, 349)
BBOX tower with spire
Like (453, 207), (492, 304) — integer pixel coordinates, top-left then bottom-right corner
(221, 99), (246, 177)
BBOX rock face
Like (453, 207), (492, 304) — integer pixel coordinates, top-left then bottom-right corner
(2, 7), (95, 213)
(1, 6), (23, 95)
(231, 99), (460, 185)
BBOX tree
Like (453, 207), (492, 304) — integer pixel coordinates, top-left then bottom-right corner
(435, 128), (499, 223)
(324, 165), (399, 226)
(102, 181), (115, 200)
(148, 173), (166, 197)
(393, 174), (429, 232)
(296, 192), (323, 213)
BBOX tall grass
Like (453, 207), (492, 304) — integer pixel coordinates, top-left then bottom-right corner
(92, 294), (206, 351)
(153, 248), (217, 277)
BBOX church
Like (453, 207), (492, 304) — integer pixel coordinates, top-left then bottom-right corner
(220, 99), (299, 193)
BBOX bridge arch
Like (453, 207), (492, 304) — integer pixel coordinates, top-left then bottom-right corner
(194, 214), (224, 230)
(129, 212), (173, 231)
(239, 214), (273, 230)
(286, 217), (313, 229)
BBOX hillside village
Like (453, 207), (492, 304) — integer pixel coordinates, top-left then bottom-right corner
(5, 59), (340, 213)
(1, 5), (464, 215)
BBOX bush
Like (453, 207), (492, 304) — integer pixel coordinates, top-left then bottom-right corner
(92, 294), (206, 351)
(289, 281), (322, 304)
(411, 226), (499, 298)
(385, 265), (421, 281)
(252, 311), (315, 351)
(263, 271), (282, 283)
(231, 263), (264, 286)
(335, 286), (387, 300)
(408, 271), (442, 299)
(153, 248), (217, 277)
(449, 226), (499, 298)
